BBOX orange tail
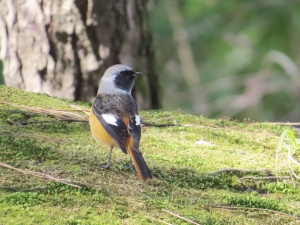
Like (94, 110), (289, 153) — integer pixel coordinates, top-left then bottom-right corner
(126, 146), (152, 181)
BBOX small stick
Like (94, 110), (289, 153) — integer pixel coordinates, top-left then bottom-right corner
(44, 109), (87, 119)
(5, 110), (39, 117)
(0, 162), (82, 189)
(182, 124), (281, 139)
(276, 152), (296, 186)
(260, 122), (300, 126)
(237, 179), (254, 192)
(239, 176), (291, 180)
(147, 217), (174, 225)
(17, 118), (88, 125)
(150, 116), (174, 122)
(211, 207), (276, 217)
(0, 101), (69, 119)
(162, 209), (202, 225)
(0, 186), (46, 192)
(68, 104), (90, 115)
(0, 152), (13, 154)
(210, 205), (300, 220)
(54, 109), (90, 112)
(206, 168), (271, 175)
(0, 100), (87, 120)
(142, 122), (176, 127)
(0, 174), (26, 179)
(0, 180), (37, 185)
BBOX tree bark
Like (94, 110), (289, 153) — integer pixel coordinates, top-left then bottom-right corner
(0, 0), (161, 109)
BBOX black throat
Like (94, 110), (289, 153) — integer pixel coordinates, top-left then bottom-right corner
(114, 70), (136, 92)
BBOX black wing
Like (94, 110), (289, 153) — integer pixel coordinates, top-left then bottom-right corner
(128, 115), (141, 151)
(92, 96), (128, 154)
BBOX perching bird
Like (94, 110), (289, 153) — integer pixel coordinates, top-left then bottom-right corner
(89, 64), (152, 181)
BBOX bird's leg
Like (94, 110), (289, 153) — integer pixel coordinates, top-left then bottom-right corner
(96, 146), (113, 169)
(122, 159), (137, 175)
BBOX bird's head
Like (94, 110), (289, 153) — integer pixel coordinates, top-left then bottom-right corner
(98, 64), (142, 94)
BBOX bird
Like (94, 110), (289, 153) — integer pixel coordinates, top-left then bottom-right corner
(89, 64), (152, 181)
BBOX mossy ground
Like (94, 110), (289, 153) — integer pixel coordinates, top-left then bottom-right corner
(0, 85), (299, 224)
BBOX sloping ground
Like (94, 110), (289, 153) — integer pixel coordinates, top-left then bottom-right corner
(0, 85), (299, 224)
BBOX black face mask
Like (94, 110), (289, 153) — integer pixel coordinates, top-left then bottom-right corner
(114, 70), (135, 92)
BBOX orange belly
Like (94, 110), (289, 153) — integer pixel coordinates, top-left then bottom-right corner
(89, 107), (117, 147)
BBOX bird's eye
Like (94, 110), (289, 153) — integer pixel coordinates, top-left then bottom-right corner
(120, 71), (134, 79)
(121, 71), (131, 79)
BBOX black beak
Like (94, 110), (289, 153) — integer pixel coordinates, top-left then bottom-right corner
(135, 72), (143, 76)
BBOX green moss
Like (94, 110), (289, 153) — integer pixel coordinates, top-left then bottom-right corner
(0, 192), (47, 207)
(0, 85), (299, 224)
(221, 194), (290, 213)
(0, 135), (60, 162)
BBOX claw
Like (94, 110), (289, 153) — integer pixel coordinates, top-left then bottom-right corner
(95, 146), (113, 169)
(121, 160), (137, 175)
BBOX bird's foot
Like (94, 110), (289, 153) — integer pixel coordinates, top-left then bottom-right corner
(95, 163), (110, 169)
(121, 161), (137, 175)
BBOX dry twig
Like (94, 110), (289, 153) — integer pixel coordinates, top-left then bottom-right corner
(182, 123), (281, 139)
(210, 205), (300, 220)
(142, 122), (176, 127)
(206, 168), (271, 175)
(150, 116), (174, 122)
(5, 110), (39, 117)
(276, 151), (296, 186)
(260, 122), (300, 126)
(0, 100), (88, 120)
(237, 179), (255, 192)
(0, 174), (26, 179)
(162, 209), (202, 225)
(0, 186), (46, 192)
(0, 162), (82, 188)
(68, 104), (90, 115)
(0, 180), (37, 185)
(16, 118), (88, 125)
(210, 207), (277, 217)
(239, 176), (291, 180)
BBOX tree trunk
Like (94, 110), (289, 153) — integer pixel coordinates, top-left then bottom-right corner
(0, 0), (161, 109)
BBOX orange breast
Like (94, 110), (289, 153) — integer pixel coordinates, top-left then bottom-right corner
(89, 107), (117, 147)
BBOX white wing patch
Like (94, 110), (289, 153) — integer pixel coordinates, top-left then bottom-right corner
(102, 113), (118, 126)
(135, 114), (141, 126)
